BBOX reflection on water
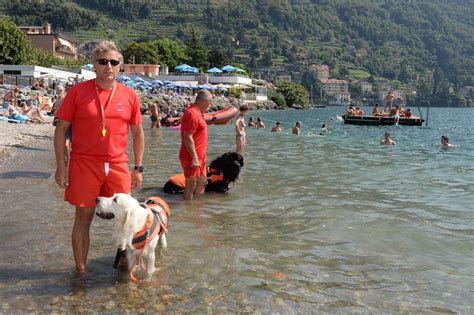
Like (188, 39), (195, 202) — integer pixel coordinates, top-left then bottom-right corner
(0, 107), (473, 313)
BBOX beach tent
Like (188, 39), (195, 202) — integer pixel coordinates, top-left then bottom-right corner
(221, 65), (235, 72)
(207, 67), (223, 74)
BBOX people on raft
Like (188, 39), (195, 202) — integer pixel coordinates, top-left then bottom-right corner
(271, 121), (282, 132)
(372, 103), (382, 116)
(256, 117), (265, 128)
(384, 91), (395, 112)
(292, 121), (302, 135)
(346, 105), (356, 116)
(380, 131), (396, 145)
(393, 105), (401, 125)
(163, 152), (244, 194)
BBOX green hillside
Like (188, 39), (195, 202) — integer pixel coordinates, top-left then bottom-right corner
(1, 0), (473, 102)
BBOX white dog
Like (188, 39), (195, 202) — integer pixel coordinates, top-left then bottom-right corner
(95, 193), (170, 280)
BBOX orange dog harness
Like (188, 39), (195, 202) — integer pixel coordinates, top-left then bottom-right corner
(129, 197), (170, 281)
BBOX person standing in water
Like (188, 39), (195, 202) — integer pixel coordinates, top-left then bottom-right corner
(292, 121), (302, 135)
(54, 41), (144, 273)
(271, 121), (282, 132)
(235, 104), (248, 154)
(179, 90), (212, 200)
(256, 117), (265, 128)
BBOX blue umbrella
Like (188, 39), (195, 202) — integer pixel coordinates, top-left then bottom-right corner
(221, 65), (235, 72)
(175, 64), (191, 71)
(207, 67), (223, 73)
(152, 79), (163, 85)
(117, 75), (132, 81)
(133, 76), (146, 82)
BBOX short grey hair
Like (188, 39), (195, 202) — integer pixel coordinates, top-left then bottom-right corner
(90, 41), (123, 64)
(195, 90), (212, 103)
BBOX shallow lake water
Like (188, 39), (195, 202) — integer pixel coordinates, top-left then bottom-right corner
(0, 107), (473, 313)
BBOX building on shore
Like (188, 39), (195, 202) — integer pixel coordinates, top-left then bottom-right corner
(0, 64), (95, 86)
(378, 90), (406, 104)
(19, 23), (80, 60)
(123, 64), (160, 77)
(320, 79), (350, 105)
(360, 81), (373, 93)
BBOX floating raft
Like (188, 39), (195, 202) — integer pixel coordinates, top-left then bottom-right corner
(343, 115), (424, 126)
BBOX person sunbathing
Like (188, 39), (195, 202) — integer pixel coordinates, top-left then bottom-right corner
(372, 103), (382, 116)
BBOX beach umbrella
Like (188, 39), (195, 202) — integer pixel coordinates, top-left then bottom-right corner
(117, 75), (132, 81)
(133, 76), (146, 82)
(207, 67), (223, 74)
(221, 65), (235, 72)
(234, 67), (246, 73)
(175, 64), (191, 71)
(152, 79), (163, 85)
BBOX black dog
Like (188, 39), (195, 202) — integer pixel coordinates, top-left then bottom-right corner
(163, 152), (244, 194)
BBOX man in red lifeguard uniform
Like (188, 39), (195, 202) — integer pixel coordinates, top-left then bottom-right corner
(54, 41), (145, 273)
(179, 90), (212, 200)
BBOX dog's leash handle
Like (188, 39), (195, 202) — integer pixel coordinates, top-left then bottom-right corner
(113, 248), (126, 269)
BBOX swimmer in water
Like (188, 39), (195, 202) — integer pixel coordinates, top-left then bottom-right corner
(292, 121), (301, 135)
(380, 131), (396, 145)
(441, 135), (455, 149)
(320, 123), (328, 135)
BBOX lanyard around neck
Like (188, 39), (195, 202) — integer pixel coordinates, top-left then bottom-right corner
(95, 81), (116, 137)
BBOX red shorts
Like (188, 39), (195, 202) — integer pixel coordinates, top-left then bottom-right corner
(65, 159), (131, 207)
(181, 159), (206, 178)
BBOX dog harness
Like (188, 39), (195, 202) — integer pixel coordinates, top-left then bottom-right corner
(132, 197), (170, 249)
(168, 167), (225, 190)
(129, 197), (170, 282)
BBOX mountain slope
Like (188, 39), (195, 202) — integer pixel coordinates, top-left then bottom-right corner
(1, 0), (473, 86)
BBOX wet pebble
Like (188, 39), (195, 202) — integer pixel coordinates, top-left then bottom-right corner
(153, 303), (166, 312)
(50, 297), (60, 306)
(104, 301), (116, 310)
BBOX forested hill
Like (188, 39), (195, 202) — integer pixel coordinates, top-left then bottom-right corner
(1, 0), (473, 87)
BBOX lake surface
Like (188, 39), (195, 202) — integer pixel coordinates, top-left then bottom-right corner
(0, 107), (472, 313)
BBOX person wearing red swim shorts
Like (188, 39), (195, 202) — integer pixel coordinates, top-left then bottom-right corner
(53, 41), (145, 273)
(179, 90), (212, 200)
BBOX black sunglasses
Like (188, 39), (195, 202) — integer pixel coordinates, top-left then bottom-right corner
(96, 59), (120, 66)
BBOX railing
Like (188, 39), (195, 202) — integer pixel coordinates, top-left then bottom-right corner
(0, 74), (34, 87)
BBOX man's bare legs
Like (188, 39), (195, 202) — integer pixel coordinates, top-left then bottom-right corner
(72, 206), (95, 273)
(184, 176), (207, 200)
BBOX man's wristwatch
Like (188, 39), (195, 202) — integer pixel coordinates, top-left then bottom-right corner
(134, 165), (145, 173)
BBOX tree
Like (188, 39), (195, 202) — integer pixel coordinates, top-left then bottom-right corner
(152, 38), (189, 69)
(186, 28), (208, 69)
(122, 41), (160, 64)
(275, 81), (310, 107)
(207, 48), (231, 68)
(0, 19), (35, 64)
